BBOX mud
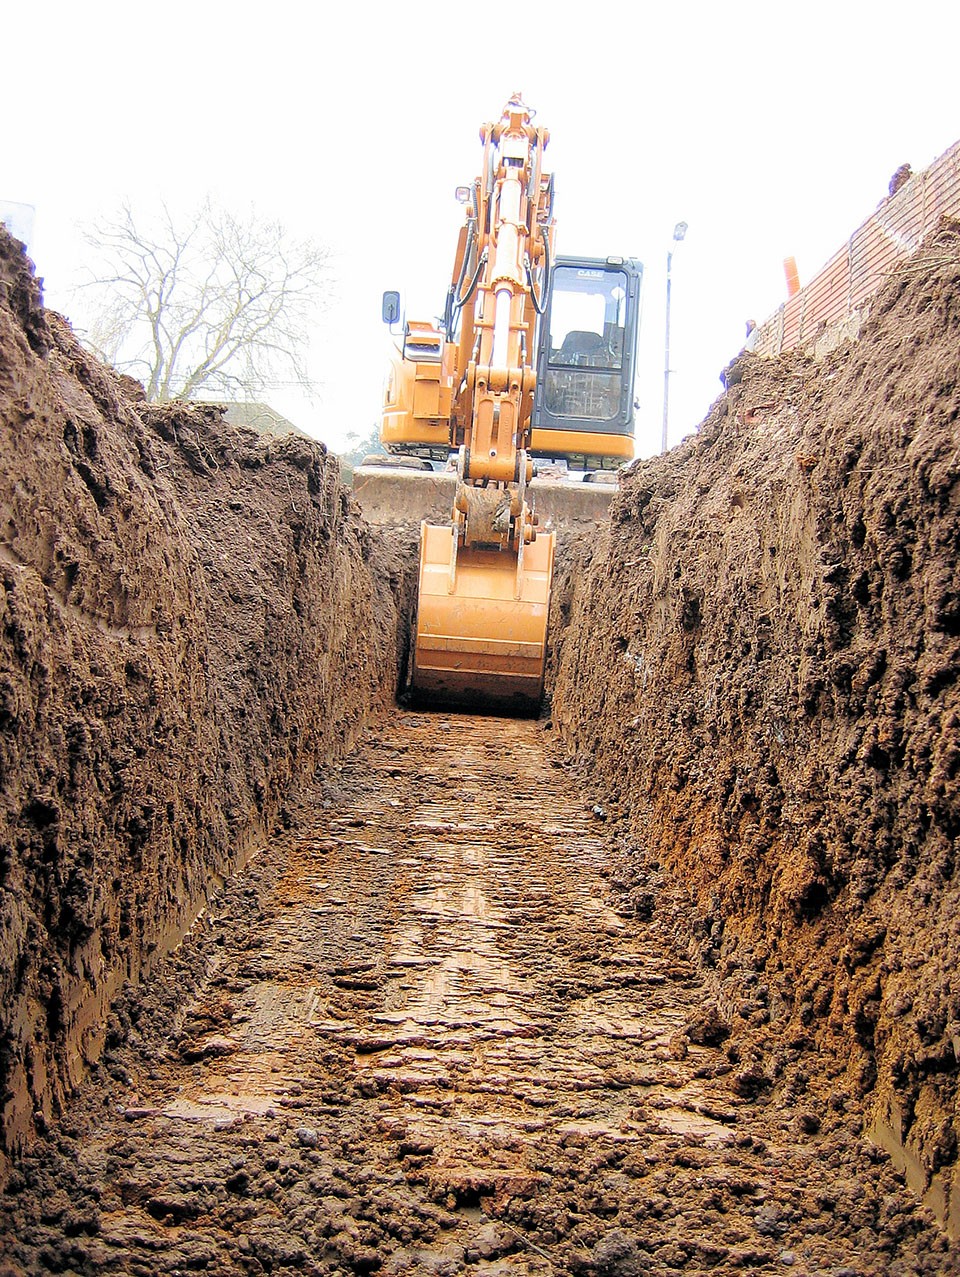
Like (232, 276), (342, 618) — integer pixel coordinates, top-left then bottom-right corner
(0, 215), (959, 1275)
(1, 713), (952, 1274)
(550, 222), (960, 1238)
(0, 226), (411, 1162)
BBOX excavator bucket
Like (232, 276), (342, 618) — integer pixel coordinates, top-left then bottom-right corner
(411, 523), (556, 713)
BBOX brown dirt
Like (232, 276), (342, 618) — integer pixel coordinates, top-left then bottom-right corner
(0, 219), (958, 1276)
(550, 220), (960, 1241)
(0, 713), (951, 1275)
(0, 226), (412, 1163)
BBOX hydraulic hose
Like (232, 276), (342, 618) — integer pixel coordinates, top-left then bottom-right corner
(526, 223), (551, 317)
(454, 247), (487, 317)
(445, 219), (476, 335)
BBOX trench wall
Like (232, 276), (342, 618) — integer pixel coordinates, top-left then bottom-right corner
(550, 226), (960, 1233)
(0, 230), (407, 1160)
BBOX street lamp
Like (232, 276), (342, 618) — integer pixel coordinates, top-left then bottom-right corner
(661, 220), (688, 454)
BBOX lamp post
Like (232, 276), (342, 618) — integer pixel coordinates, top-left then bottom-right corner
(661, 220), (688, 454)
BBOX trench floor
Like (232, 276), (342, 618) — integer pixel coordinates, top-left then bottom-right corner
(1, 712), (952, 1275)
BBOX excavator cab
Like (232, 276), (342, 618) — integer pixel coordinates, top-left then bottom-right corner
(531, 256), (643, 470)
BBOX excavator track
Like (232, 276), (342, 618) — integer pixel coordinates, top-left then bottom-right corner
(3, 711), (940, 1274)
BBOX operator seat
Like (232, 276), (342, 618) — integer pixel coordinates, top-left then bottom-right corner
(556, 330), (605, 366)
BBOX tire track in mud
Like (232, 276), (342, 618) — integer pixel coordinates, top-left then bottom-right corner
(1, 712), (951, 1275)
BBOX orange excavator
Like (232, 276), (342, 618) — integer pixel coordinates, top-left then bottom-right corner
(355, 95), (642, 713)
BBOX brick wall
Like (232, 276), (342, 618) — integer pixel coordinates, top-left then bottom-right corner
(754, 139), (960, 357)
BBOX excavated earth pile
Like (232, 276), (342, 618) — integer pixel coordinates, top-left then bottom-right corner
(551, 222), (960, 1239)
(0, 228), (411, 1168)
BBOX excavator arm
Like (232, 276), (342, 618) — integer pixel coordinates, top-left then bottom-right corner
(363, 95), (642, 712)
(409, 96), (557, 711)
(445, 97), (553, 544)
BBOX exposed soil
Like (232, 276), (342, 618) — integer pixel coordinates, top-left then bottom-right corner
(550, 221), (960, 1240)
(1, 713), (952, 1275)
(0, 226), (412, 1162)
(0, 219), (958, 1276)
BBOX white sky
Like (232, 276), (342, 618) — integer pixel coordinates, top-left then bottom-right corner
(5, 1), (959, 458)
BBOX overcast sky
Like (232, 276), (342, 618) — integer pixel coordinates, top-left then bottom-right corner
(5, 1), (959, 457)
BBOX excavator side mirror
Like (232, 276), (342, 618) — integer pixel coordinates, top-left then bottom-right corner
(382, 290), (401, 326)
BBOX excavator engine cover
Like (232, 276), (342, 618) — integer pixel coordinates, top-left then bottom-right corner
(411, 523), (556, 713)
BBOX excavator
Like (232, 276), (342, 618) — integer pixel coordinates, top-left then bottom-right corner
(354, 95), (642, 713)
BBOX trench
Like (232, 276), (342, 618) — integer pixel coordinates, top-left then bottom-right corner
(2, 225), (959, 1274)
(2, 709), (952, 1275)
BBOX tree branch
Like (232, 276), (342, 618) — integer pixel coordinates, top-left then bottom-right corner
(74, 199), (333, 403)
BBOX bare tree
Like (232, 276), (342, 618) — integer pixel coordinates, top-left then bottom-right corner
(337, 424), (388, 482)
(77, 200), (332, 402)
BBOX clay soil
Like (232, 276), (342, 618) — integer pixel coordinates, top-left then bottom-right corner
(0, 226), (410, 1164)
(550, 223), (960, 1252)
(0, 222), (958, 1276)
(1, 713), (952, 1275)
